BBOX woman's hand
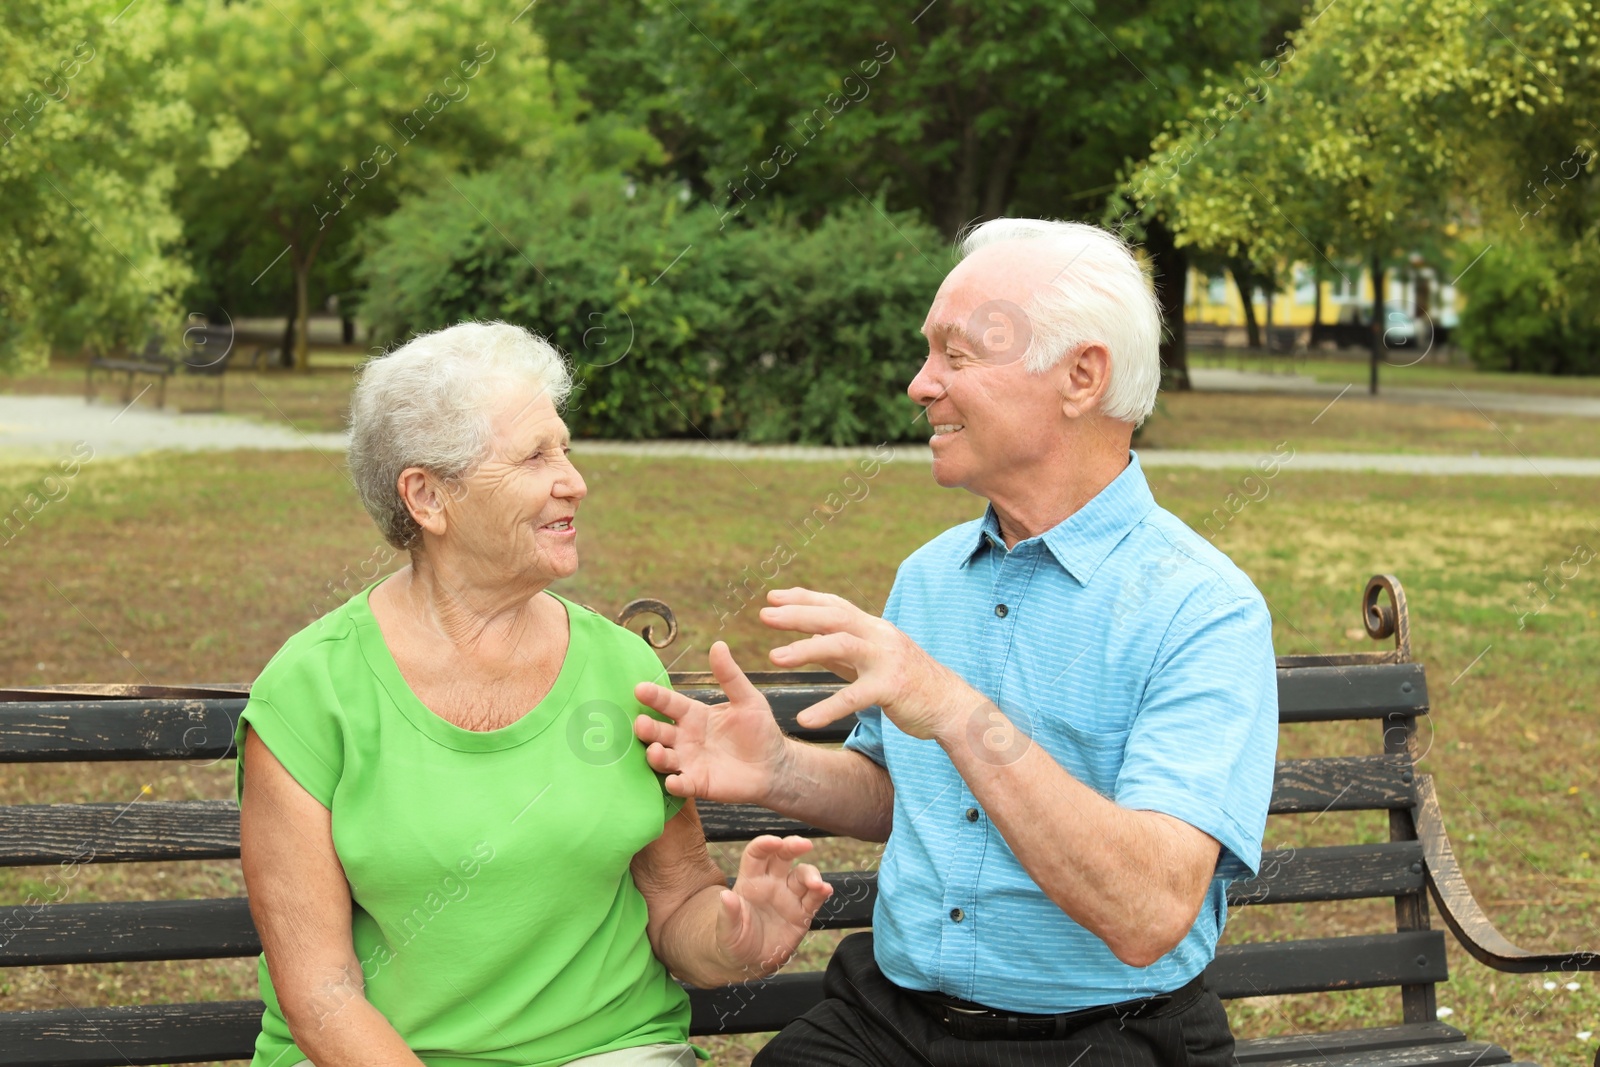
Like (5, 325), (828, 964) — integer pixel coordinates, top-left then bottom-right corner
(714, 836), (832, 979)
(634, 641), (793, 806)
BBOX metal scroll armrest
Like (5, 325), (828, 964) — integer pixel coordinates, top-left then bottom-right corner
(1415, 773), (1600, 973)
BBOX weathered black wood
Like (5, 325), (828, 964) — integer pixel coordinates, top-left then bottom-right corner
(0, 1000), (260, 1067)
(698, 801), (828, 843)
(1269, 755), (1416, 815)
(1228, 843), (1425, 906)
(0, 800), (240, 867)
(0, 663), (1426, 763)
(689, 971), (825, 1034)
(1234, 1021), (1466, 1063)
(0, 754), (1416, 866)
(1243, 1043), (1510, 1066)
(0, 701), (240, 763)
(678, 687), (858, 744)
(1275, 664), (1428, 723)
(0, 898), (258, 967)
(1208, 931), (1448, 999)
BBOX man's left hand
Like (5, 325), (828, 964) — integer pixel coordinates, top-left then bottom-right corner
(761, 587), (979, 740)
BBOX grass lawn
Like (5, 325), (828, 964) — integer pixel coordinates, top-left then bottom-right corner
(1138, 390), (1600, 457)
(1188, 349), (1600, 397)
(1, 448), (1596, 1062)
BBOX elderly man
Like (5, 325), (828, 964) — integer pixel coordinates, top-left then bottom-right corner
(634, 218), (1278, 1065)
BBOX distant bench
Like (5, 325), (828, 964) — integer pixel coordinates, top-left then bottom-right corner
(0, 577), (1596, 1067)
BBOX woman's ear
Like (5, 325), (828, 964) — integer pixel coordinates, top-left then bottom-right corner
(397, 467), (449, 538)
(1059, 341), (1112, 419)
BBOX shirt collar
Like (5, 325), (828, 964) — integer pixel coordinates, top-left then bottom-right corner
(961, 451), (1157, 585)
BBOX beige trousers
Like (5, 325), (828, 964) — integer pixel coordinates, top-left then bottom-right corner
(287, 1044), (699, 1066)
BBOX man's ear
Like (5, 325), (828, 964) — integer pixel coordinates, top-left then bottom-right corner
(1059, 342), (1112, 419)
(397, 467), (449, 538)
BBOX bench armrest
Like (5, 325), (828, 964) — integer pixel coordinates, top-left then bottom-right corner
(1416, 774), (1600, 973)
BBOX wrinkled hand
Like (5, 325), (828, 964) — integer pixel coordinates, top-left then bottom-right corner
(716, 835), (832, 978)
(761, 587), (976, 741)
(634, 642), (790, 806)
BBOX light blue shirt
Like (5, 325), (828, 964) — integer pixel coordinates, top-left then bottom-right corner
(843, 451), (1278, 1013)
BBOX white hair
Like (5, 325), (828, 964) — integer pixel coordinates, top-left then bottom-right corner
(958, 218), (1163, 427)
(348, 321), (573, 548)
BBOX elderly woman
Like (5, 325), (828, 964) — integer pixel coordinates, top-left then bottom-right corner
(236, 321), (832, 1067)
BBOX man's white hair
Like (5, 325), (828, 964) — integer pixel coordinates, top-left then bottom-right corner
(958, 218), (1163, 427)
(348, 320), (572, 548)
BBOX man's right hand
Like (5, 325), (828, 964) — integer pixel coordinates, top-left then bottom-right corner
(634, 641), (791, 806)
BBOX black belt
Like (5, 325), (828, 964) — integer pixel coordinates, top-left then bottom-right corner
(910, 973), (1207, 1041)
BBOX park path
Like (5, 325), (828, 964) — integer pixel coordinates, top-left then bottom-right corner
(0, 393), (1596, 476)
(1189, 367), (1600, 419)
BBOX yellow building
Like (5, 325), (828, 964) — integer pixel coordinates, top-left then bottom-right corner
(1185, 263), (1460, 329)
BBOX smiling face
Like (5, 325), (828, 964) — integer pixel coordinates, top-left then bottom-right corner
(909, 242), (1080, 496)
(430, 379), (587, 589)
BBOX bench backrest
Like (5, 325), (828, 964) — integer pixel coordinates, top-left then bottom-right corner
(0, 576), (1438, 1064)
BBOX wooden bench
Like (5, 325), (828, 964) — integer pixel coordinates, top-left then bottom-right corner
(1, 576), (1595, 1066)
(84, 339), (173, 410)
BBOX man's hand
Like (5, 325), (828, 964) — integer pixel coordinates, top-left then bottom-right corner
(634, 641), (791, 806)
(716, 836), (833, 979)
(760, 587), (981, 741)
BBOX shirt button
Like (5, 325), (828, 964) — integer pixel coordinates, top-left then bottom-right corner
(994, 604), (1008, 618)
(965, 807), (980, 822)
(950, 908), (965, 923)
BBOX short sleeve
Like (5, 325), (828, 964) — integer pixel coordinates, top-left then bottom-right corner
(235, 691), (344, 810)
(842, 568), (907, 767)
(1114, 594), (1278, 879)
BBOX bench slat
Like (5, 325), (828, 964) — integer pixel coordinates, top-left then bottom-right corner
(0, 800), (239, 867)
(1210, 931), (1448, 999)
(0, 701), (237, 763)
(1249, 1043), (1510, 1066)
(0, 874), (879, 967)
(0, 754), (1416, 866)
(1275, 664), (1428, 723)
(1235, 1021), (1466, 1064)
(0, 1000), (259, 1067)
(0, 899), (258, 967)
(0, 933), (1453, 1062)
(1229, 842), (1424, 905)
(0, 841), (1423, 968)
(1269, 755), (1415, 814)
(0, 664), (1429, 764)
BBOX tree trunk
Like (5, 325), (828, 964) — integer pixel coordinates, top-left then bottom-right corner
(292, 261), (312, 372)
(1313, 263), (1324, 326)
(1230, 259), (1261, 349)
(1369, 250), (1385, 396)
(1145, 217), (1191, 390)
(278, 299), (296, 370)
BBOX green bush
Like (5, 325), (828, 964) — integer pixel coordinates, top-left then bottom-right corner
(356, 170), (949, 443)
(1456, 231), (1600, 375)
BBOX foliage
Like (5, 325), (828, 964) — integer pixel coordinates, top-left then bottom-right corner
(166, 0), (615, 368)
(0, 0), (210, 368)
(1456, 229), (1600, 375)
(534, 0), (1301, 238)
(358, 169), (947, 443)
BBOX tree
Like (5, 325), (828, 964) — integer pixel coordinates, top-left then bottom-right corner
(534, 0), (1306, 390)
(0, 0), (219, 368)
(168, 0), (579, 370)
(1129, 0), (1600, 390)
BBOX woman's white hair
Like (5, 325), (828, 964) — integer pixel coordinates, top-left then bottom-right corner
(348, 320), (573, 549)
(958, 218), (1163, 427)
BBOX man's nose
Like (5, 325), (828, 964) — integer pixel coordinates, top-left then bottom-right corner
(907, 356), (943, 406)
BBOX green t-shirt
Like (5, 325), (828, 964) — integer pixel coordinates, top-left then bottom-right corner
(234, 583), (698, 1067)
